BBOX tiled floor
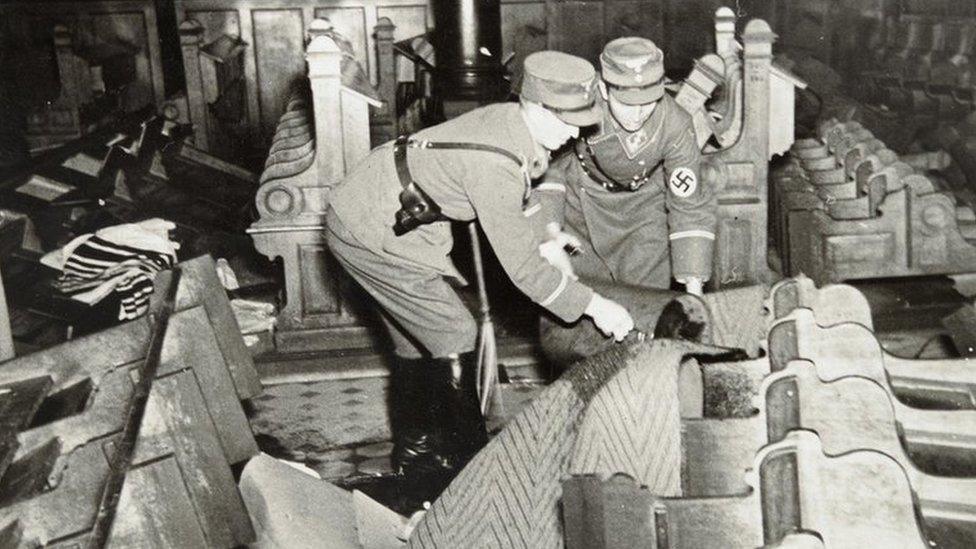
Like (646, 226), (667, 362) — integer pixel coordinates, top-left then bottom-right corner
(247, 376), (543, 483)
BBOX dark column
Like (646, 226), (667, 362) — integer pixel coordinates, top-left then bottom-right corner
(429, 0), (507, 103)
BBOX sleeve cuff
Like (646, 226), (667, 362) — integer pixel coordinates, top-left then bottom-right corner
(540, 277), (593, 322)
(670, 233), (714, 281)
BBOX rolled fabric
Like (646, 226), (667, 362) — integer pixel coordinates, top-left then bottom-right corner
(539, 276), (712, 366)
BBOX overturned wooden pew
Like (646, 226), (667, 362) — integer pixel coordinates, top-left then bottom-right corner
(0, 255), (260, 547)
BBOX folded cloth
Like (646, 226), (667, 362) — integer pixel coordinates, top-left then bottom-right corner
(51, 220), (178, 320)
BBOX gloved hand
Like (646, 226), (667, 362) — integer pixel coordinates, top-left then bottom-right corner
(584, 293), (634, 342)
(682, 277), (703, 297)
(538, 222), (581, 281)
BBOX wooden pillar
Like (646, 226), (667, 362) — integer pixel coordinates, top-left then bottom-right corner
(306, 28), (346, 185)
(180, 19), (210, 151)
(374, 16), (397, 139)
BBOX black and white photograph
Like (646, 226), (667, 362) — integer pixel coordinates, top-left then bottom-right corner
(0, 0), (975, 546)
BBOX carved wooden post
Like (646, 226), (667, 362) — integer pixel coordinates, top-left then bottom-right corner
(306, 30), (345, 184)
(180, 19), (210, 151)
(374, 17), (397, 140)
(249, 20), (381, 353)
(714, 6), (736, 57)
(708, 16), (775, 288)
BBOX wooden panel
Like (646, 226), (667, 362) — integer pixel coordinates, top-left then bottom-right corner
(252, 9), (308, 141)
(299, 245), (342, 316)
(605, 0), (665, 44)
(376, 4), (428, 82)
(107, 458), (210, 548)
(186, 9), (241, 43)
(315, 7), (370, 76)
(91, 11), (153, 110)
(501, 2), (547, 84)
(375, 4), (428, 38)
(161, 306), (258, 464)
(133, 371), (254, 547)
(0, 0), (164, 113)
(547, 0), (605, 63)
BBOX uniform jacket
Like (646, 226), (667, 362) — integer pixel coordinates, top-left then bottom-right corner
(534, 92), (717, 285)
(328, 102), (593, 322)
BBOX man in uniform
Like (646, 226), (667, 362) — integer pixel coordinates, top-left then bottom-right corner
(535, 37), (717, 296)
(323, 51), (635, 506)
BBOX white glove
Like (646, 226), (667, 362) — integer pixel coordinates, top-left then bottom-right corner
(683, 277), (704, 297)
(584, 293), (634, 342)
(538, 222), (581, 281)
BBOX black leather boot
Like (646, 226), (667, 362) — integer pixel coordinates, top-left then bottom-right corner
(441, 351), (489, 469)
(389, 356), (457, 506)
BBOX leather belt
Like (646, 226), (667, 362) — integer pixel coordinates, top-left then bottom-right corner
(574, 139), (650, 192)
(392, 134), (528, 236)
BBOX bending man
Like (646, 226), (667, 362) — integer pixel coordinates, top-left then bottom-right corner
(324, 51), (634, 506)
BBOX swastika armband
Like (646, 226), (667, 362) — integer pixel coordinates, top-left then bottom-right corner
(668, 167), (697, 198)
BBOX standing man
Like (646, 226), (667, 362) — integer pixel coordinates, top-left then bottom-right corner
(324, 51), (634, 506)
(535, 37), (717, 296)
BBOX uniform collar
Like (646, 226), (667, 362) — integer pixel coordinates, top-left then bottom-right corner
(507, 102), (550, 178)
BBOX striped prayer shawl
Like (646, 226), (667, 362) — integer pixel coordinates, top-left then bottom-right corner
(53, 235), (176, 320)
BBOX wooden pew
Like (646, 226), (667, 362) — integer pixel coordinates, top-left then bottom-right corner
(681, 361), (976, 543)
(247, 22), (382, 353)
(0, 257), (259, 546)
(565, 431), (934, 548)
(175, 19), (249, 158)
(405, 334), (944, 548)
(0, 1), (165, 153)
(674, 7), (806, 288)
(774, 118), (976, 283)
(769, 307), (976, 409)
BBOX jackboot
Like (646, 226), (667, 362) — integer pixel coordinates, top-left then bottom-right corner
(389, 356), (457, 507)
(441, 351), (489, 469)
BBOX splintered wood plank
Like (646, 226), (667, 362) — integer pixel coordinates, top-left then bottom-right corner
(106, 458), (209, 548)
(161, 306), (258, 464)
(134, 370), (254, 547)
(167, 256), (262, 398)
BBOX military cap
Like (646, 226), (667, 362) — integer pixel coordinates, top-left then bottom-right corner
(600, 37), (665, 105)
(520, 51), (601, 126)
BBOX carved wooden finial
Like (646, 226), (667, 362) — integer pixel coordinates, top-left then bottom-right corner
(743, 19), (776, 44)
(306, 33), (343, 79)
(307, 18), (334, 40)
(375, 16), (396, 39)
(179, 19), (205, 45)
(307, 34), (342, 55)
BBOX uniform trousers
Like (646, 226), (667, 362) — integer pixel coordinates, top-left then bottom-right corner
(324, 206), (478, 359)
